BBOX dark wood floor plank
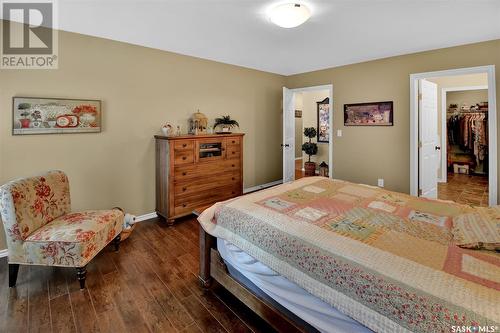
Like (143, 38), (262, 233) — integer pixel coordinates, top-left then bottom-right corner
(179, 294), (228, 333)
(0, 258), (9, 333)
(184, 272), (253, 333)
(69, 289), (101, 333)
(3, 265), (30, 333)
(86, 263), (116, 314)
(0, 217), (277, 333)
(95, 308), (128, 333)
(28, 266), (52, 333)
(112, 249), (179, 333)
(104, 271), (150, 333)
(50, 293), (77, 333)
(122, 236), (195, 330)
(181, 323), (204, 333)
(48, 266), (69, 300)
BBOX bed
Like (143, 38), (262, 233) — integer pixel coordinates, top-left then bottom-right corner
(198, 176), (500, 333)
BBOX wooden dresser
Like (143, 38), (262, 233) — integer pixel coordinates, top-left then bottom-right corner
(155, 133), (244, 224)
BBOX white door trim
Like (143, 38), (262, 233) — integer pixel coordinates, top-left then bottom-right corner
(440, 85), (489, 183)
(410, 65), (497, 206)
(284, 84), (334, 178)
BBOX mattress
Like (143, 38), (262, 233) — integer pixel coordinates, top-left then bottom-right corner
(217, 238), (372, 333)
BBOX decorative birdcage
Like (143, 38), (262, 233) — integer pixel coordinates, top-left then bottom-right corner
(189, 110), (208, 135)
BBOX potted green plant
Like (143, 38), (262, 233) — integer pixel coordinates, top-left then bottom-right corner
(302, 127), (318, 176)
(214, 115), (239, 134)
(18, 103), (31, 128)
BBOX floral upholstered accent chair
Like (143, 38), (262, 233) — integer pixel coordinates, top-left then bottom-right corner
(0, 170), (124, 289)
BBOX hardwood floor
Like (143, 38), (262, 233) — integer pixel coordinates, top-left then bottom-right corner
(0, 217), (276, 333)
(438, 172), (489, 206)
(295, 158), (305, 179)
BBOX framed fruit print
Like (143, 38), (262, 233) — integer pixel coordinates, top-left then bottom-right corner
(12, 97), (102, 135)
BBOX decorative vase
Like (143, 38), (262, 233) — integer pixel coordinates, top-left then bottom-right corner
(20, 118), (31, 128)
(47, 120), (57, 128)
(304, 161), (316, 176)
(32, 120), (42, 128)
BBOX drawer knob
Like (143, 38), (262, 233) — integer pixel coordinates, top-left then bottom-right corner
(182, 187), (187, 192)
(182, 143), (187, 147)
(232, 151), (235, 154)
(232, 177), (235, 181)
(232, 140), (235, 144)
(182, 172), (187, 176)
(231, 164), (235, 167)
(232, 191), (235, 195)
(182, 156), (187, 160)
(182, 203), (187, 207)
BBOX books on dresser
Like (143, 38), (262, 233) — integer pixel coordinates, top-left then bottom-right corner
(154, 133), (244, 224)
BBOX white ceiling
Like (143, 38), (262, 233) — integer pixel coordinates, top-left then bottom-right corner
(56, 0), (500, 75)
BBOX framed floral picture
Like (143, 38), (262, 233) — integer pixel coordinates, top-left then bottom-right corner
(317, 97), (329, 143)
(12, 97), (102, 135)
(344, 101), (393, 126)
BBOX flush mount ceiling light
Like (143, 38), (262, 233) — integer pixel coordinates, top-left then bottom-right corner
(269, 3), (311, 28)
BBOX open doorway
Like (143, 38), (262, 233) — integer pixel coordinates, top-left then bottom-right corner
(283, 85), (333, 183)
(410, 66), (497, 206)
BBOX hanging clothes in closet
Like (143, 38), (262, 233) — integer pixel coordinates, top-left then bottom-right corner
(447, 112), (488, 168)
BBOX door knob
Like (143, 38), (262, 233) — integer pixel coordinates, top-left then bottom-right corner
(435, 146), (441, 151)
(281, 144), (290, 147)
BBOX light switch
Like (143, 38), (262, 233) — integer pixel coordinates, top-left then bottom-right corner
(336, 130), (342, 137)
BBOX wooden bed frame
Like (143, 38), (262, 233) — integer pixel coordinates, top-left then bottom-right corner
(198, 225), (312, 333)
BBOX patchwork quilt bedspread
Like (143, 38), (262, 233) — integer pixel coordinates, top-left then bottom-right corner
(198, 177), (500, 333)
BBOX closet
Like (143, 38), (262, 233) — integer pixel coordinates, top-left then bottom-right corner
(446, 100), (488, 175)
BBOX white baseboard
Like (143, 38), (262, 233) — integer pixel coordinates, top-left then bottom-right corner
(135, 212), (158, 222)
(243, 179), (283, 194)
(0, 249), (8, 258)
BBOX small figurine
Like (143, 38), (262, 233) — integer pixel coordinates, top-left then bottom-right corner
(161, 123), (173, 136)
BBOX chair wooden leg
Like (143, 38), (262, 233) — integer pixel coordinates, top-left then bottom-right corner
(76, 266), (87, 290)
(113, 234), (121, 252)
(9, 264), (19, 288)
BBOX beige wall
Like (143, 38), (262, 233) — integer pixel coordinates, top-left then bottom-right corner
(0, 30), (285, 250)
(301, 90), (330, 167)
(447, 89), (489, 108)
(428, 73), (489, 179)
(286, 39), (500, 194)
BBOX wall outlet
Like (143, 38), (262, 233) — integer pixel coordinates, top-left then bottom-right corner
(377, 179), (384, 187)
(337, 129), (342, 137)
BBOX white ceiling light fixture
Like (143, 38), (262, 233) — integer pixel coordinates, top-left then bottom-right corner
(269, 3), (311, 28)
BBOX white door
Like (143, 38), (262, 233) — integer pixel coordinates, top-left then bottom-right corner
(283, 87), (295, 183)
(418, 79), (439, 199)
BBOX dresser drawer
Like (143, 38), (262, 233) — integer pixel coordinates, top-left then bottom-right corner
(173, 184), (241, 216)
(226, 145), (241, 160)
(174, 172), (240, 195)
(174, 160), (241, 180)
(173, 140), (194, 151)
(174, 150), (194, 165)
(226, 137), (240, 146)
